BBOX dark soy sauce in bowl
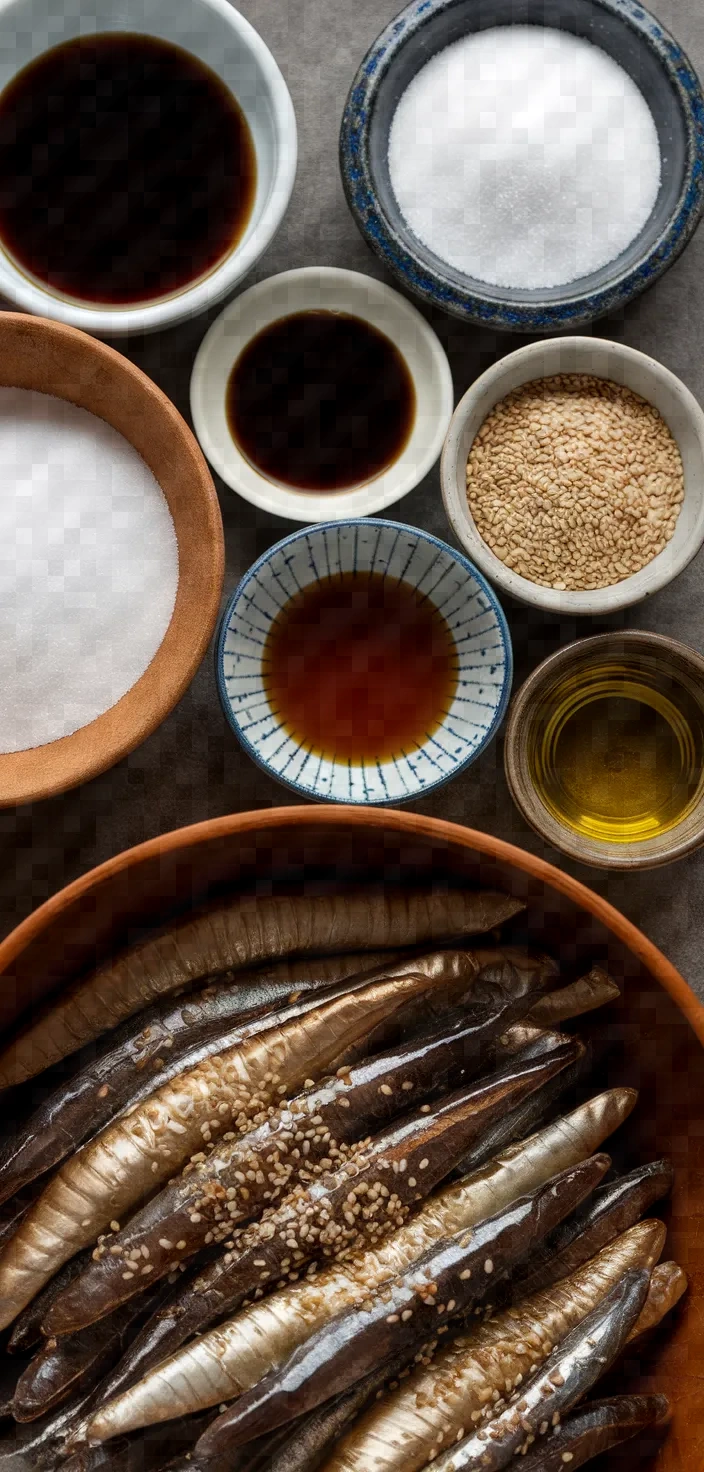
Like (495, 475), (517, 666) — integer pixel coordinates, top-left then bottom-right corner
(226, 310), (416, 491)
(263, 571), (458, 762)
(0, 34), (256, 304)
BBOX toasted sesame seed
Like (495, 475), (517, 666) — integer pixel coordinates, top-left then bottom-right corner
(465, 375), (684, 592)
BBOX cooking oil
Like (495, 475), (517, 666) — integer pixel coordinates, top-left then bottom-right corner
(528, 658), (704, 843)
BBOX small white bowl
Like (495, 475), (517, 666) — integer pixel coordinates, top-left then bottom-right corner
(441, 336), (704, 616)
(0, 0), (297, 336)
(191, 266), (454, 522)
(216, 519), (512, 804)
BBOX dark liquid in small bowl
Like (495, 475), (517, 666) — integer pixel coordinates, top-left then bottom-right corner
(226, 310), (416, 491)
(0, 33), (256, 304)
(263, 571), (458, 762)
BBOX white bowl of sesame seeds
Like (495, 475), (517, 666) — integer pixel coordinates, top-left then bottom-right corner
(441, 337), (704, 616)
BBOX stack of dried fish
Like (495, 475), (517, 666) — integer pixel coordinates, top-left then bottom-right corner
(0, 885), (684, 1471)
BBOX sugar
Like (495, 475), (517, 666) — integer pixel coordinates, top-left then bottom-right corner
(0, 389), (179, 754)
(388, 25), (661, 290)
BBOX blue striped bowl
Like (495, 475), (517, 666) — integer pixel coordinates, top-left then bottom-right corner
(216, 520), (512, 804)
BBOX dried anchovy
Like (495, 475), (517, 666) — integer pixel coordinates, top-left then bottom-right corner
(0, 1356), (28, 1420)
(82, 1044), (580, 1442)
(251, 1357), (420, 1472)
(60, 1409), (220, 1471)
(428, 1269), (651, 1469)
(513, 1393), (671, 1470)
(0, 887), (524, 1089)
(0, 968), (444, 1330)
(0, 1181), (44, 1255)
(99, 1088), (636, 1402)
(514, 1158), (674, 1297)
(0, 1385), (98, 1470)
(178, 1348), (433, 1472)
(454, 1034), (588, 1176)
(626, 1260), (687, 1341)
(355, 948), (556, 1061)
(196, 1156), (610, 1454)
(47, 968), (542, 1334)
(319, 1220), (665, 1472)
(7, 1250), (93, 1355)
(12, 1283), (167, 1422)
(0, 950), (416, 1207)
(526, 968), (619, 1027)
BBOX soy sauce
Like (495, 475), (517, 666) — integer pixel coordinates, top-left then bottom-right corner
(0, 34), (256, 304)
(227, 311), (416, 491)
(263, 572), (458, 762)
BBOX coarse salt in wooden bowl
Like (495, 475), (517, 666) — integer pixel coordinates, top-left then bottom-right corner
(0, 805), (700, 1470)
(0, 313), (224, 808)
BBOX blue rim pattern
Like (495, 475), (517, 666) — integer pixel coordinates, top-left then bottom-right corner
(215, 519), (513, 806)
(339, 0), (704, 331)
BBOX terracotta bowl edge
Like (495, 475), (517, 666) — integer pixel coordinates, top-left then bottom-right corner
(0, 805), (700, 1051)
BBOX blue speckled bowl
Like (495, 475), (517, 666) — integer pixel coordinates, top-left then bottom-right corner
(216, 519), (512, 805)
(339, 0), (704, 331)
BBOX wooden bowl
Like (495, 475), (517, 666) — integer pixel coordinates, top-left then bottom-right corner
(0, 314), (224, 806)
(0, 805), (700, 1470)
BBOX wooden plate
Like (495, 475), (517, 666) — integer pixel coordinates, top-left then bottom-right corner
(0, 313), (224, 806)
(0, 805), (700, 1470)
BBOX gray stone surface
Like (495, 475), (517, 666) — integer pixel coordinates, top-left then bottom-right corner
(1, 0), (703, 998)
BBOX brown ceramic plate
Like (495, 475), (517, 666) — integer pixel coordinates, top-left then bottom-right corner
(0, 806), (700, 1470)
(0, 314), (224, 807)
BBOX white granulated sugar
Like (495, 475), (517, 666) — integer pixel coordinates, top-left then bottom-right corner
(0, 389), (179, 753)
(388, 26), (662, 290)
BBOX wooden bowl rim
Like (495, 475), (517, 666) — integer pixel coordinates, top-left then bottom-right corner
(0, 804), (701, 1050)
(0, 313), (224, 805)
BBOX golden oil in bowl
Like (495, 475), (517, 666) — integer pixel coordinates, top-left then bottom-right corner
(528, 658), (704, 844)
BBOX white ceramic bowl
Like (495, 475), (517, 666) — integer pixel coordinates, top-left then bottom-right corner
(0, 0), (297, 335)
(216, 519), (512, 803)
(191, 266), (454, 522)
(441, 336), (704, 616)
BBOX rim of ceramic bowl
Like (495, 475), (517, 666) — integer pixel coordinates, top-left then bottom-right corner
(215, 518), (513, 804)
(0, 804), (701, 1047)
(0, 0), (298, 336)
(504, 629), (704, 870)
(440, 335), (704, 615)
(339, 0), (704, 331)
(190, 266), (454, 521)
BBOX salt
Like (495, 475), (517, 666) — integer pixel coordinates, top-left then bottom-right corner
(388, 26), (661, 290)
(0, 389), (179, 754)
